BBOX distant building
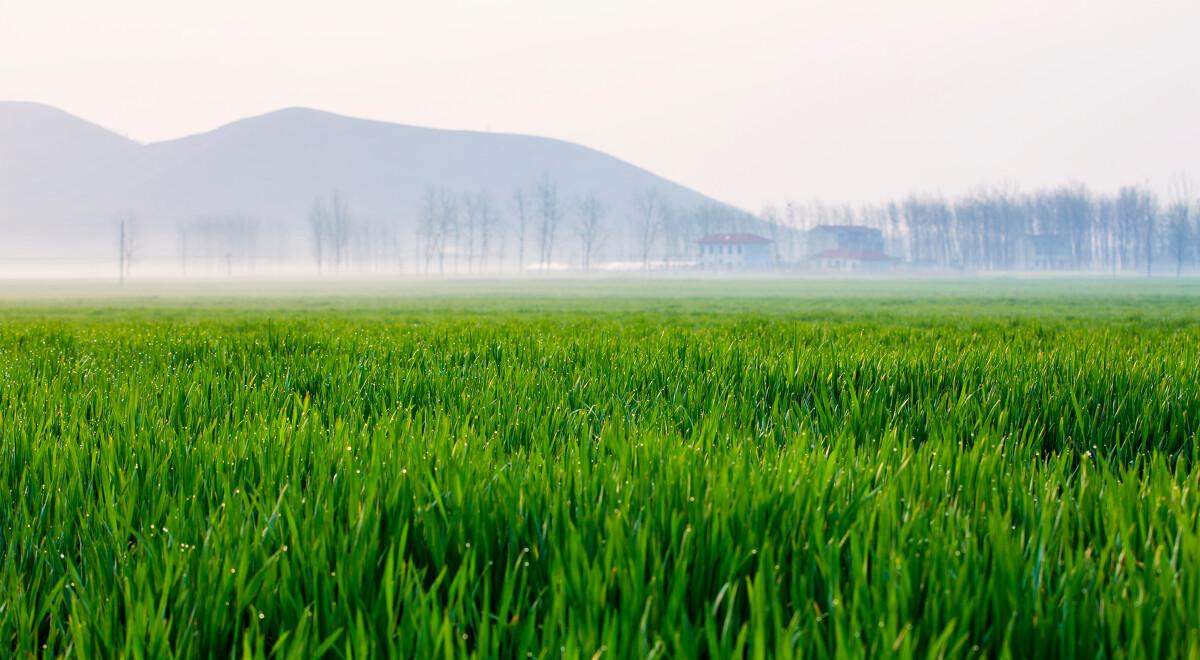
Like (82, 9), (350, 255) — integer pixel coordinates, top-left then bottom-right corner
(806, 225), (896, 271)
(1021, 234), (1074, 270)
(696, 233), (774, 270)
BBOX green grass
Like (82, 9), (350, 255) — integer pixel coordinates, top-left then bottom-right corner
(2, 279), (1199, 657)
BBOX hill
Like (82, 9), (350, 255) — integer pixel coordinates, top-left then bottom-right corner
(0, 103), (752, 270)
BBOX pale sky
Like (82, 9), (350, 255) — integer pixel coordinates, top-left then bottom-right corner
(2, 0), (1197, 210)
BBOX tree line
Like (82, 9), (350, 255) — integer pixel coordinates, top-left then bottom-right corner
(763, 180), (1198, 275)
(117, 177), (1197, 278)
(307, 175), (764, 274)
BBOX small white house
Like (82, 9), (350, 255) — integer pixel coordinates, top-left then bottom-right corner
(696, 234), (774, 270)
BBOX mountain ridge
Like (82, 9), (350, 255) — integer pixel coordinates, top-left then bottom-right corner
(0, 102), (750, 266)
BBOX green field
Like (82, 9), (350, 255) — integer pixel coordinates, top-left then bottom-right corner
(2, 279), (1199, 658)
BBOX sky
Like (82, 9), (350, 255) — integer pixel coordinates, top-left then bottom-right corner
(2, 0), (1198, 210)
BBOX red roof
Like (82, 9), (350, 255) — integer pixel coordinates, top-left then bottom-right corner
(812, 249), (894, 261)
(697, 233), (772, 245)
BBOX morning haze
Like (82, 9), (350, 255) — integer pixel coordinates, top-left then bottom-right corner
(0, 1), (1197, 276)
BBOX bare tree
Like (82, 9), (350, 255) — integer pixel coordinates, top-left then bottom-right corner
(418, 187), (440, 274)
(438, 190), (458, 275)
(308, 198), (330, 274)
(328, 192), (351, 272)
(535, 175), (563, 271)
(631, 188), (660, 271)
(1168, 174), (1195, 277)
(1166, 205), (1192, 278)
(511, 188), (529, 273)
(1144, 193), (1158, 278)
(760, 204), (783, 264)
(1093, 196), (1118, 277)
(462, 193), (481, 273)
(472, 193), (500, 273)
(493, 205), (508, 273)
(654, 203), (692, 267)
(575, 194), (607, 271)
(1115, 186), (1158, 277)
(308, 192), (353, 273)
(116, 211), (137, 285)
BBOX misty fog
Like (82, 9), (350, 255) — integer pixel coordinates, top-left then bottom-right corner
(2, 102), (1196, 281)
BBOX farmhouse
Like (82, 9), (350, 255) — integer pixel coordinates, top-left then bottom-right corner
(696, 233), (774, 270)
(807, 224), (896, 271)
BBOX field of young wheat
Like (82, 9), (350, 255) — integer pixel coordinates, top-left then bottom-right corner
(2, 280), (1199, 658)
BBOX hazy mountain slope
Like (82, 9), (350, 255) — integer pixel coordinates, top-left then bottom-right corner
(0, 102), (141, 240)
(129, 108), (715, 223)
(1, 104), (731, 263)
